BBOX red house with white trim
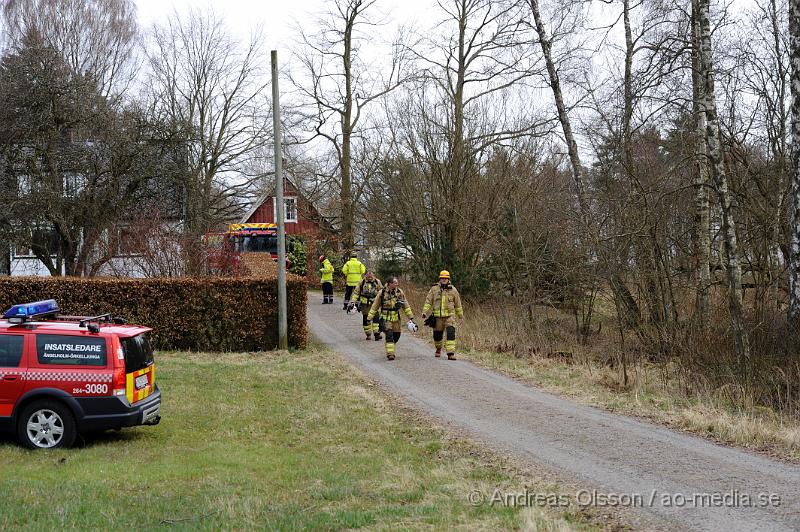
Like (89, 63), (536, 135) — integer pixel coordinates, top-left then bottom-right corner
(240, 175), (335, 238)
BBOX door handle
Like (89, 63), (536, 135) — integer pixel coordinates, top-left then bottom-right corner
(2, 375), (18, 381)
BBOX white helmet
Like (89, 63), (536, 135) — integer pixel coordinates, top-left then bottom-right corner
(407, 321), (418, 333)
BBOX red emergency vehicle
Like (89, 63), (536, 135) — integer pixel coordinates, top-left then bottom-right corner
(204, 223), (290, 274)
(0, 300), (161, 449)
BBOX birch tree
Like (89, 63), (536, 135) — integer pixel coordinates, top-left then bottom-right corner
(691, 0), (712, 326)
(528, 0), (589, 215)
(528, 0), (645, 329)
(696, 0), (751, 367)
(790, 0), (800, 323)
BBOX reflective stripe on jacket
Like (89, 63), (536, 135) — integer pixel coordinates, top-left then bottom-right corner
(320, 259), (334, 283)
(341, 258), (366, 286)
(357, 278), (383, 304)
(368, 287), (414, 322)
(422, 284), (464, 318)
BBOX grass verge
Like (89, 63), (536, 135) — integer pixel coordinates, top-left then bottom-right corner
(0, 345), (595, 530)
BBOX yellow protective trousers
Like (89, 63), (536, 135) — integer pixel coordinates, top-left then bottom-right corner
(432, 317), (456, 355)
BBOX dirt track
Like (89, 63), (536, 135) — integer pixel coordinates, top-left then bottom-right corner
(308, 301), (800, 531)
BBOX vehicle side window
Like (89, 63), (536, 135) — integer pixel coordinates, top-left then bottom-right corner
(0, 336), (25, 367)
(35, 335), (107, 367)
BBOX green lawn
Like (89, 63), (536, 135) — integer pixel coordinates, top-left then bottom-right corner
(0, 345), (588, 530)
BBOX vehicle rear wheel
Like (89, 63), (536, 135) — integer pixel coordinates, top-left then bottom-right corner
(17, 400), (77, 450)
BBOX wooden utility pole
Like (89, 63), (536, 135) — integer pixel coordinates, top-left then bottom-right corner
(272, 50), (288, 350)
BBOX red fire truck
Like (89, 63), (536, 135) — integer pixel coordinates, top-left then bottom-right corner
(204, 223), (289, 275)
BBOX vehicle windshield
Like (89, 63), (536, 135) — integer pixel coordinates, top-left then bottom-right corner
(240, 235), (278, 253)
(121, 333), (154, 373)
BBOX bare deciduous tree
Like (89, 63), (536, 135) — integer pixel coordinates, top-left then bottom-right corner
(0, 31), (168, 276)
(383, 0), (550, 286)
(145, 8), (271, 271)
(3, 0), (139, 100)
(290, 0), (409, 249)
(691, 0), (712, 326)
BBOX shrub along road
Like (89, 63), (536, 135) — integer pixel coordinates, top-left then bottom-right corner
(309, 301), (800, 531)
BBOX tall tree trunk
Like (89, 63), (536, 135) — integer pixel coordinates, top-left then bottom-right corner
(789, 0), (800, 324)
(697, 0), (751, 369)
(529, 0), (641, 328)
(768, 0), (787, 313)
(691, 0), (711, 327)
(0, 241), (9, 276)
(623, 0), (666, 330)
(528, 0), (588, 216)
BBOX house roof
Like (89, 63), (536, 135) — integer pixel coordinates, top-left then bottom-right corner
(240, 173), (335, 232)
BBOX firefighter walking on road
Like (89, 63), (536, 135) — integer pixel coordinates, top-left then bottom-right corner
(341, 251), (366, 311)
(356, 271), (383, 340)
(368, 276), (417, 360)
(422, 270), (464, 360)
(319, 255), (335, 304)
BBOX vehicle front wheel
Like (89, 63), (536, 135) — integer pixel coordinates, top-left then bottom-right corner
(17, 400), (77, 450)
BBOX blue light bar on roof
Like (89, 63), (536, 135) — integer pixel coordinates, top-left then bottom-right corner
(3, 299), (60, 320)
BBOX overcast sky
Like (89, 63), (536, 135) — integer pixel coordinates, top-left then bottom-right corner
(136, 0), (433, 52)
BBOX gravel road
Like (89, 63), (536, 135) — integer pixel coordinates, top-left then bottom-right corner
(308, 301), (800, 531)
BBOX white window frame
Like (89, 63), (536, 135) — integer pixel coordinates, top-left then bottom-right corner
(12, 242), (37, 259)
(273, 196), (298, 223)
(64, 173), (86, 198)
(113, 226), (143, 258)
(17, 174), (31, 196)
(11, 225), (59, 259)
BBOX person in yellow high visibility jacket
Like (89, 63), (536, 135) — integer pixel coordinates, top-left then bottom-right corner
(356, 271), (383, 340)
(368, 276), (417, 360)
(319, 255), (335, 304)
(341, 251), (366, 311)
(422, 270), (464, 360)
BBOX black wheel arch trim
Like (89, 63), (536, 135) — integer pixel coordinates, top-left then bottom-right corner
(12, 389), (85, 425)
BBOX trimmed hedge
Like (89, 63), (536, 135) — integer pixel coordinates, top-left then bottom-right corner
(0, 277), (307, 351)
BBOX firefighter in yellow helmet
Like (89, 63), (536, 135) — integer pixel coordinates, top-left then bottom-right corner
(356, 271), (383, 340)
(368, 276), (417, 360)
(422, 270), (464, 360)
(341, 251), (366, 311)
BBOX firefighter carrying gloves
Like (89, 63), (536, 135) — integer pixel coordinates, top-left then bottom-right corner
(368, 276), (416, 361)
(422, 270), (464, 360)
(319, 255), (335, 304)
(356, 271), (383, 340)
(341, 251), (366, 311)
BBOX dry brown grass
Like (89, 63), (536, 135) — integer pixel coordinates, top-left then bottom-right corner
(400, 281), (800, 461)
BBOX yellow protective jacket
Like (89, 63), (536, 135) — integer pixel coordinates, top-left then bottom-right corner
(422, 284), (464, 318)
(319, 258), (334, 283)
(368, 287), (414, 322)
(341, 258), (366, 287)
(356, 278), (383, 305)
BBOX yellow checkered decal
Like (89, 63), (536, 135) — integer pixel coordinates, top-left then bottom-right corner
(228, 223), (277, 231)
(126, 365), (155, 404)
